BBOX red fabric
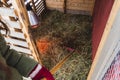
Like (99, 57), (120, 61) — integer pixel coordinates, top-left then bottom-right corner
(29, 64), (38, 75)
(32, 66), (55, 80)
(92, 0), (114, 60)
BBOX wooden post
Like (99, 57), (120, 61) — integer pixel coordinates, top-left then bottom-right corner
(11, 0), (42, 64)
(87, 0), (120, 80)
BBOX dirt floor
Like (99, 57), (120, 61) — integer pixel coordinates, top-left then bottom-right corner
(30, 10), (92, 80)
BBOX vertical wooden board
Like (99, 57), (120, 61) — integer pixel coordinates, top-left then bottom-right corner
(0, 7), (16, 17)
(46, 0), (64, 9)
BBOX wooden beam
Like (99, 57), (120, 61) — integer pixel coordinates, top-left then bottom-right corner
(5, 20), (21, 29)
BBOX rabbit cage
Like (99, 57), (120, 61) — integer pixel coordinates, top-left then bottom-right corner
(0, 0), (120, 80)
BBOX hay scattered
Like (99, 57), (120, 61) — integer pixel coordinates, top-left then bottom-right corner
(30, 10), (92, 79)
(54, 51), (92, 80)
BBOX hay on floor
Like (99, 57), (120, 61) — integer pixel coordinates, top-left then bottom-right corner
(30, 10), (92, 79)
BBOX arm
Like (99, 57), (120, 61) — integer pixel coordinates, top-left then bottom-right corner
(0, 33), (38, 77)
(0, 33), (54, 80)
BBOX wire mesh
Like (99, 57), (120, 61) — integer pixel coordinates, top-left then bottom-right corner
(102, 51), (120, 80)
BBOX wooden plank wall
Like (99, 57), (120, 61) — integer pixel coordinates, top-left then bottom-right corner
(45, 0), (95, 15)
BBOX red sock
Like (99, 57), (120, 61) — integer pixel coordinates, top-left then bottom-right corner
(29, 64), (55, 80)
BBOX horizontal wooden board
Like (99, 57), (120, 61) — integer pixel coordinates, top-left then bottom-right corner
(4, 20), (21, 29)
(67, 0), (84, 3)
(0, 7), (16, 17)
(1, 30), (25, 39)
(67, 1), (94, 11)
(46, 0), (64, 9)
(10, 45), (31, 54)
(36, 6), (44, 14)
(46, 0), (94, 14)
(5, 37), (28, 47)
(67, 9), (91, 15)
(1, 16), (10, 20)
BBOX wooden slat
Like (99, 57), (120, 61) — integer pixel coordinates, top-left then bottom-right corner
(34, 0), (40, 4)
(0, 7), (16, 17)
(35, 0), (43, 10)
(37, 7), (44, 15)
(5, 37), (28, 47)
(35, 0), (43, 6)
(5, 20), (21, 29)
(9, 31), (25, 39)
(10, 45), (31, 54)
(36, 3), (44, 11)
(1, 16), (10, 20)
(1, 30), (25, 39)
(36, 4), (44, 12)
(36, 6), (44, 14)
